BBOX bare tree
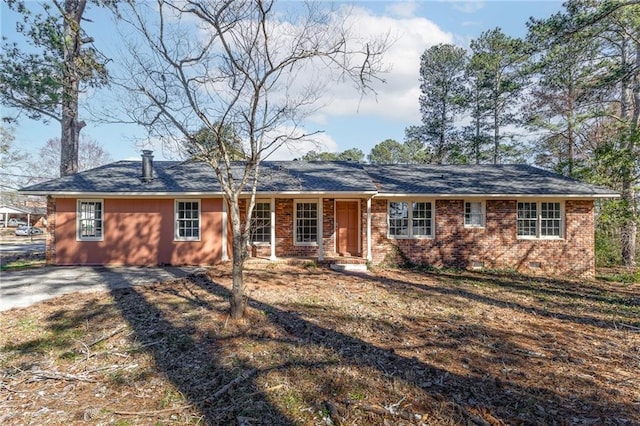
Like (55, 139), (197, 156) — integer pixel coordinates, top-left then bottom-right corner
(117, 0), (388, 318)
(26, 136), (113, 184)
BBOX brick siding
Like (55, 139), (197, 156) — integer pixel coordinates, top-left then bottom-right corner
(371, 199), (595, 278)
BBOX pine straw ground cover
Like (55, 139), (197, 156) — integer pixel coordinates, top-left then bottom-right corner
(1, 264), (639, 426)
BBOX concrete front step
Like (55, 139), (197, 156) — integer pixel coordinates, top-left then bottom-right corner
(329, 262), (369, 273)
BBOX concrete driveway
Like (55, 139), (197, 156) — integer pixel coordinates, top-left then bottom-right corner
(0, 235), (45, 257)
(0, 266), (200, 311)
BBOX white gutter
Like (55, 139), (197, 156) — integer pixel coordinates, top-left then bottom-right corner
(366, 197), (372, 262)
(21, 191), (379, 198)
(375, 193), (620, 199)
(20, 190), (619, 200)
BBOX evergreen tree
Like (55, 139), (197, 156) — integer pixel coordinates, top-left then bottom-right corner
(469, 28), (528, 164)
(0, 0), (110, 176)
(528, 0), (639, 267)
(415, 44), (468, 164)
(302, 148), (365, 162)
(525, 15), (601, 177)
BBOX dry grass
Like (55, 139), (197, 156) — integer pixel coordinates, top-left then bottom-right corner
(1, 263), (639, 425)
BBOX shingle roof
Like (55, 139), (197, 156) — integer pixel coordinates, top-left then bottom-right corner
(20, 160), (617, 198)
(364, 164), (618, 196)
(256, 161), (378, 192)
(20, 160), (378, 194)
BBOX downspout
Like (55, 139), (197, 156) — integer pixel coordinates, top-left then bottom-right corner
(270, 197), (276, 261)
(366, 196), (372, 262)
(318, 197), (324, 261)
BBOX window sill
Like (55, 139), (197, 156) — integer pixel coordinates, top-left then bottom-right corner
(174, 238), (201, 242)
(77, 237), (103, 242)
(294, 242), (318, 247)
(464, 225), (485, 229)
(388, 235), (434, 240)
(517, 236), (564, 241)
(251, 242), (271, 246)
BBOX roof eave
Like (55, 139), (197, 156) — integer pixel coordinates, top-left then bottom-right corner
(19, 191), (226, 198)
(374, 193), (620, 199)
(20, 190), (379, 198)
(249, 190), (377, 197)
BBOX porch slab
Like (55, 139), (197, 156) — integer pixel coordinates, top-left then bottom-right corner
(329, 262), (368, 273)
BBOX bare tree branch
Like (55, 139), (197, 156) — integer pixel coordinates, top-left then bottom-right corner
(115, 0), (389, 318)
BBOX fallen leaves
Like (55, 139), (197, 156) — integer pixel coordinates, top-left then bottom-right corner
(1, 263), (638, 425)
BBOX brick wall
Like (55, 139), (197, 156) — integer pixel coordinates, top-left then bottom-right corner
(45, 195), (56, 265)
(272, 198), (359, 259)
(242, 198), (338, 259)
(322, 198), (337, 258)
(370, 199), (596, 278)
(275, 199), (319, 258)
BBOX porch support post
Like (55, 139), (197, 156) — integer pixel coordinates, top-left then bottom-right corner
(317, 197), (324, 261)
(366, 197), (372, 262)
(221, 198), (229, 261)
(269, 197), (276, 261)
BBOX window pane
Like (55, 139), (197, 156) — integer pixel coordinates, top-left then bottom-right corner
(176, 201), (200, 239)
(412, 202), (432, 236)
(388, 202), (409, 236)
(251, 202), (271, 243)
(465, 202), (484, 226)
(517, 202), (537, 236)
(541, 202), (561, 237)
(295, 202), (317, 243)
(78, 201), (103, 239)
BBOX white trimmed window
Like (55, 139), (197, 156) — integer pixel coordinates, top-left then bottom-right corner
(250, 201), (271, 243)
(294, 201), (318, 245)
(464, 201), (485, 227)
(388, 201), (433, 238)
(517, 201), (563, 239)
(175, 200), (200, 241)
(77, 199), (103, 241)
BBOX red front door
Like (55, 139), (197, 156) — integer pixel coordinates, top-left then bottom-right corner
(336, 201), (359, 256)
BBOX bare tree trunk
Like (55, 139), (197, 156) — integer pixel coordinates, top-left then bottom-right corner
(59, 0), (87, 177)
(60, 99), (84, 176)
(228, 196), (248, 319)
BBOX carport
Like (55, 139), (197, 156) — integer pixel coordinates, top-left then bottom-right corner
(0, 205), (32, 227)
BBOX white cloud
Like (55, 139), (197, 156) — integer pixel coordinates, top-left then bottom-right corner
(264, 129), (338, 161)
(385, 2), (419, 18)
(309, 6), (454, 124)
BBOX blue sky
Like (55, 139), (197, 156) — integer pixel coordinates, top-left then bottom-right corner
(1, 1), (563, 163)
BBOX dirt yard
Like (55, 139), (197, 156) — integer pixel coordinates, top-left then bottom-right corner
(1, 263), (639, 425)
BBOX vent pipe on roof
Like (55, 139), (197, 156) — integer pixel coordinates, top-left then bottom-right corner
(141, 150), (154, 182)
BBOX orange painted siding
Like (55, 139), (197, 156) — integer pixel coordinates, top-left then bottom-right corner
(54, 198), (223, 266)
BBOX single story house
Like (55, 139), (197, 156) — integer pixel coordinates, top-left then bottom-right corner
(20, 151), (618, 278)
